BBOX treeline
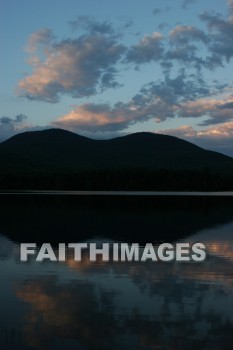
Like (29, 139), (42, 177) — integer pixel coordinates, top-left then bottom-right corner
(0, 167), (233, 190)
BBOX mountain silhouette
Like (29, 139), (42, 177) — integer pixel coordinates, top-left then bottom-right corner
(0, 128), (233, 190)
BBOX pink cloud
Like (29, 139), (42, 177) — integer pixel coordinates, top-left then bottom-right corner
(157, 121), (233, 156)
(18, 30), (125, 102)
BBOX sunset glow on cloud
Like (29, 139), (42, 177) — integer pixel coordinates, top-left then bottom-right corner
(1, 0), (233, 155)
(18, 30), (125, 102)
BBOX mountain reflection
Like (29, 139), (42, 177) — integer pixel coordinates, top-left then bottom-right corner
(1, 195), (233, 349)
(14, 235), (233, 350)
(1, 195), (233, 243)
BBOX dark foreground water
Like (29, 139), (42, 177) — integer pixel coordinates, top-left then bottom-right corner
(0, 194), (233, 350)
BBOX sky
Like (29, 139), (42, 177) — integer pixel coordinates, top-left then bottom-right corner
(1, 0), (233, 156)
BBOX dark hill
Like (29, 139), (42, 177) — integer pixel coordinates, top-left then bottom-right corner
(0, 129), (233, 190)
(2, 128), (92, 147)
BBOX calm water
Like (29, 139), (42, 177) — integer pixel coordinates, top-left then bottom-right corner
(0, 195), (233, 350)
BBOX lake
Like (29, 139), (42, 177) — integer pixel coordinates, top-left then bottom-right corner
(0, 194), (233, 349)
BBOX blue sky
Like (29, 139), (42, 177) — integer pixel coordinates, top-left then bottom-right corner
(1, 0), (233, 155)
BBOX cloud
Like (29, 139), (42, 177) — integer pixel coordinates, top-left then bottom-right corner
(18, 12), (233, 105)
(165, 25), (210, 69)
(182, 0), (198, 9)
(157, 122), (233, 156)
(158, 125), (197, 138)
(158, 123), (233, 139)
(52, 86), (233, 136)
(52, 71), (223, 134)
(200, 11), (233, 61)
(163, 13), (233, 70)
(51, 92), (177, 133)
(0, 115), (50, 142)
(218, 101), (233, 109)
(125, 32), (164, 64)
(0, 114), (28, 142)
(69, 16), (114, 35)
(16, 278), (117, 349)
(138, 71), (210, 107)
(228, 0), (233, 13)
(51, 72), (193, 133)
(52, 102), (142, 132)
(152, 8), (162, 16)
(179, 95), (233, 125)
(169, 25), (207, 44)
(15, 12), (233, 141)
(26, 28), (54, 53)
(158, 23), (169, 31)
(179, 98), (222, 118)
(18, 28), (125, 102)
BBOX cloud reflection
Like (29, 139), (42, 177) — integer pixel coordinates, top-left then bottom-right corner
(15, 238), (233, 350)
(16, 276), (118, 349)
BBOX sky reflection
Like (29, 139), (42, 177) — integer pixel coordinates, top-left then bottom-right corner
(0, 219), (233, 349)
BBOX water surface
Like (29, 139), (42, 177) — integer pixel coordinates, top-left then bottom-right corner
(0, 195), (233, 349)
